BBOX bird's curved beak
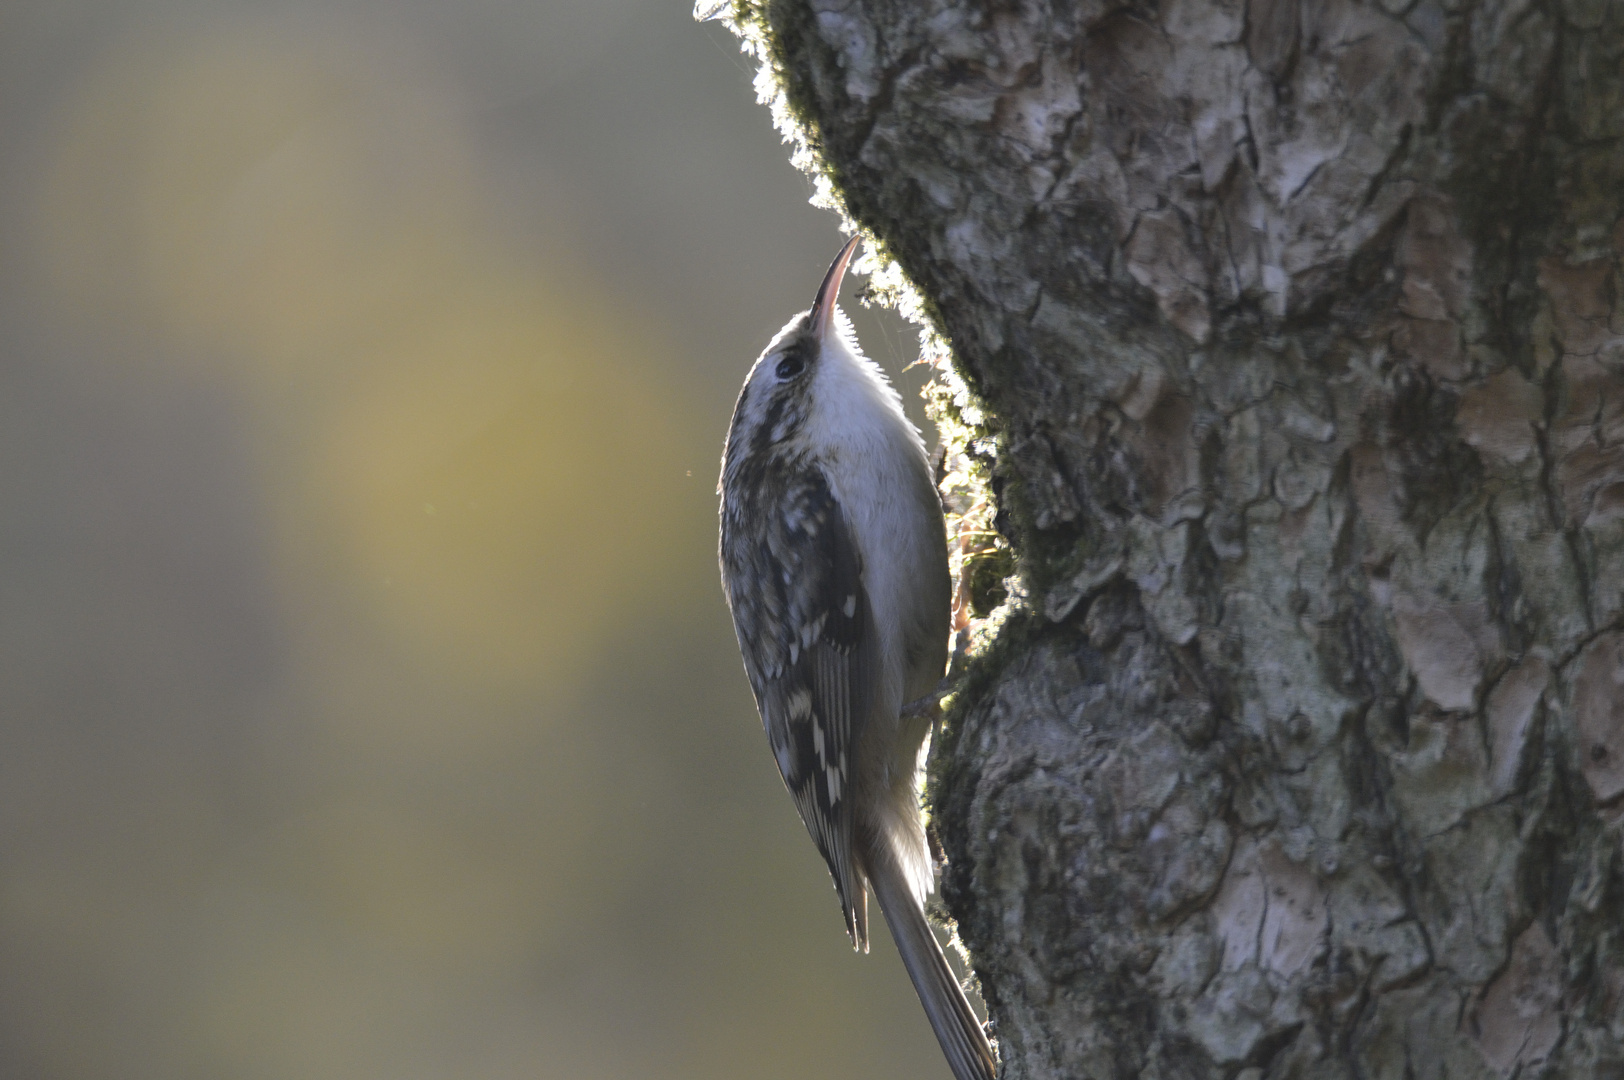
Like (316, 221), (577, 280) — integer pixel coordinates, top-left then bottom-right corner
(809, 235), (862, 343)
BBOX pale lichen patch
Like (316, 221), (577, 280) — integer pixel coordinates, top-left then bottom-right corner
(1571, 631), (1624, 804)
(1209, 836), (1329, 979)
(1471, 922), (1563, 1077)
(1537, 255), (1616, 358)
(1123, 209), (1211, 343)
(1485, 655), (1548, 798)
(1457, 369), (1543, 468)
(1391, 711), (1493, 833)
(1390, 592), (1501, 713)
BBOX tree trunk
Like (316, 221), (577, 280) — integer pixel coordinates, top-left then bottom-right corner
(722, 1), (1624, 1077)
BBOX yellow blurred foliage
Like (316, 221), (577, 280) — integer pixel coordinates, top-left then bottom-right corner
(230, 797), (545, 971)
(315, 299), (686, 690)
(35, 24), (700, 693)
(38, 28), (477, 374)
(5, 15), (943, 1080)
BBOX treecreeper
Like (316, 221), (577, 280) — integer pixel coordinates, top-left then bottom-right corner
(718, 237), (996, 1080)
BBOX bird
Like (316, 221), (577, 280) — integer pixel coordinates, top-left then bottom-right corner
(718, 235), (996, 1080)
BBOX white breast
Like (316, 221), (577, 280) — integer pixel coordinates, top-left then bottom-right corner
(801, 312), (943, 713)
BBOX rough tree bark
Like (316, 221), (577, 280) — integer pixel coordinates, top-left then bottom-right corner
(720, 1), (1624, 1077)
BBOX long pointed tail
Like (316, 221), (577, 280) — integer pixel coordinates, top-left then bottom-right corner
(868, 851), (996, 1080)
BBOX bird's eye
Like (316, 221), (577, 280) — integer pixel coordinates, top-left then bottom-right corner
(776, 353), (805, 380)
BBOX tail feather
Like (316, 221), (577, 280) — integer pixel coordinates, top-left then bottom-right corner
(869, 852), (996, 1080)
(843, 876), (870, 953)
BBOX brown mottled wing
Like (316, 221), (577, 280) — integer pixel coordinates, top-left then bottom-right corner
(720, 459), (875, 948)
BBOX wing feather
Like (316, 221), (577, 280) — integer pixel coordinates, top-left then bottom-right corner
(720, 458), (876, 948)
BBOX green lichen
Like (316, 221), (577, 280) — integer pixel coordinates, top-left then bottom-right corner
(709, 1), (1025, 893)
(711, 0), (1019, 659)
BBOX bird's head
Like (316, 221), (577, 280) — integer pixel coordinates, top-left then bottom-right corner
(723, 236), (862, 469)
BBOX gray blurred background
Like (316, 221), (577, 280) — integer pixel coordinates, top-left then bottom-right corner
(0, 2), (948, 1077)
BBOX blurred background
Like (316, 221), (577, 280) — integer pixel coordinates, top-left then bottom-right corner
(0, 2), (950, 1077)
